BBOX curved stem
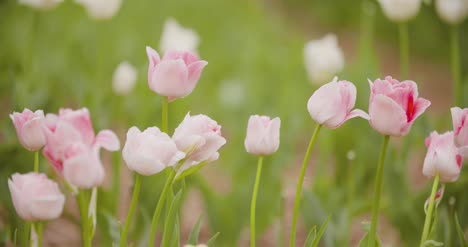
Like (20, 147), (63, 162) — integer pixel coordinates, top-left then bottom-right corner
(250, 156), (264, 247)
(420, 175), (440, 246)
(368, 135), (390, 247)
(161, 97), (169, 133)
(34, 151), (39, 173)
(77, 190), (90, 247)
(399, 22), (409, 79)
(289, 124), (322, 246)
(450, 25), (462, 105)
(148, 170), (176, 247)
(120, 173), (142, 246)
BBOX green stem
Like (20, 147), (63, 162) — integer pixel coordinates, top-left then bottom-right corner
(120, 174), (142, 246)
(148, 170), (176, 247)
(36, 222), (43, 247)
(450, 25), (462, 105)
(77, 190), (91, 247)
(250, 156), (264, 247)
(161, 97), (169, 133)
(289, 124), (322, 246)
(368, 135), (390, 247)
(399, 22), (409, 79)
(420, 175), (440, 246)
(34, 151), (39, 173)
(112, 153), (121, 217)
(22, 222), (30, 247)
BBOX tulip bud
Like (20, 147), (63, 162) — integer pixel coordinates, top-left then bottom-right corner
(423, 131), (463, 183)
(368, 76), (430, 137)
(122, 126), (185, 176)
(304, 34), (344, 84)
(451, 107), (468, 158)
(8, 173), (65, 221)
(307, 77), (369, 129)
(10, 108), (46, 152)
(378, 0), (422, 22)
(75, 0), (122, 20)
(424, 186), (444, 214)
(435, 0), (468, 25)
(244, 115), (281, 156)
(146, 47), (208, 101)
(160, 18), (200, 54)
(18, 0), (62, 10)
(112, 61), (137, 96)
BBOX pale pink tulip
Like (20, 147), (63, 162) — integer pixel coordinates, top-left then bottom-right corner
(10, 108), (46, 151)
(146, 46), (208, 101)
(368, 76), (431, 136)
(307, 77), (369, 129)
(123, 126), (185, 176)
(8, 173), (65, 221)
(173, 113), (226, 173)
(451, 107), (468, 158)
(423, 131), (462, 183)
(244, 115), (281, 156)
(43, 108), (120, 188)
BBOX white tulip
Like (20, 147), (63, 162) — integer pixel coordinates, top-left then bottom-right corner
(435, 0), (468, 24)
(112, 61), (138, 95)
(160, 18), (200, 54)
(75, 0), (122, 20)
(378, 0), (422, 22)
(304, 34), (344, 85)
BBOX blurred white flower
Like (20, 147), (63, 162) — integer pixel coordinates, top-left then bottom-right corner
(112, 61), (137, 95)
(217, 79), (246, 109)
(378, 0), (422, 22)
(435, 0), (468, 25)
(346, 150), (356, 161)
(160, 18), (200, 54)
(304, 34), (344, 85)
(18, 0), (62, 10)
(75, 0), (122, 20)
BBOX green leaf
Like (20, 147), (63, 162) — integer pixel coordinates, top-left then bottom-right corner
(160, 189), (183, 247)
(357, 232), (381, 247)
(311, 214), (331, 247)
(187, 215), (204, 244)
(421, 240), (444, 246)
(102, 211), (120, 245)
(170, 216), (181, 247)
(455, 212), (468, 247)
(206, 232), (220, 246)
(175, 161), (208, 182)
(304, 225), (317, 247)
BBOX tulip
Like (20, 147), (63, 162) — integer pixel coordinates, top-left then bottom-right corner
(451, 107), (468, 158)
(244, 115), (281, 156)
(8, 172), (65, 221)
(172, 113), (226, 173)
(160, 18), (200, 54)
(307, 77), (369, 129)
(10, 108), (46, 152)
(304, 34), (344, 84)
(112, 61), (138, 96)
(368, 76), (431, 137)
(18, 0), (62, 10)
(75, 0), (122, 20)
(423, 131), (462, 183)
(435, 0), (468, 25)
(378, 0), (422, 22)
(146, 47), (208, 101)
(122, 126), (185, 176)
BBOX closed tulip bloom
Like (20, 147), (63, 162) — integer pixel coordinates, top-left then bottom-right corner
(307, 77), (369, 129)
(8, 173), (65, 221)
(368, 76), (431, 136)
(160, 18), (200, 54)
(423, 131), (462, 183)
(112, 61), (137, 96)
(436, 0), (468, 25)
(378, 0), (422, 22)
(451, 107), (468, 157)
(123, 127), (185, 176)
(10, 108), (46, 152)
(146, 47), (208, 101)
(75, 0), (122, 20)
(18, 0), (62, 9)
(304, 34), (344, 84)
(244, 115), (281, 156)
(173, 113), (226, 173)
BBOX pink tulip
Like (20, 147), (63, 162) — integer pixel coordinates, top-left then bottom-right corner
(8, 172), (65, 221)
(43, 108), (120, 188)
(368, 76), (431, 136)
(423, 131), (462, 183)
(307, 77), (369, 129)
(244, 115), (281, 156)
(10, 108), (46, 151)
(172, 113), (226, 173)
(451, 107), (468, 158)
(146, 46), (208, 101)
(123, 126), (185, 176)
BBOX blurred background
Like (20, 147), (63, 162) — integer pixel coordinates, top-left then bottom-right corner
(0, 0), (468, 246)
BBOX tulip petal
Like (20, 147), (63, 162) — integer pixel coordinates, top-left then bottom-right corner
(459, 146), (468, 158)
(345, 109), (370, 121)
(408, 98), (431, 124)
(150, 60), (189, 98)
(369, 94), (407, 136)
(95, 130), (120, 151)
(187, 60), (208, 84)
